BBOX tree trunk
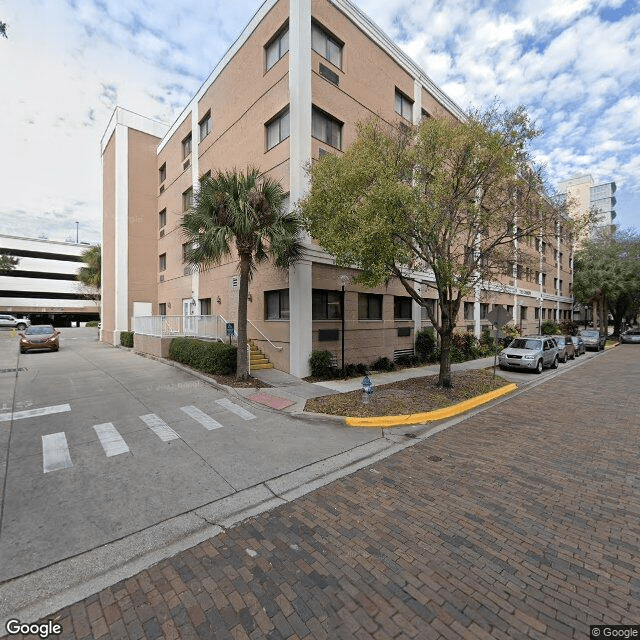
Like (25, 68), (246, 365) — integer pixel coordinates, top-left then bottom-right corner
(438, 328), (453, 388)
(236, 256), (251, 379)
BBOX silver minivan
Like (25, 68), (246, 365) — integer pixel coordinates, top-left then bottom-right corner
(498, 336), (559, 374)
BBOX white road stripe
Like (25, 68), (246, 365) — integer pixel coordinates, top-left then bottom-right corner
(93, 423), (130, 457)
(0, 403), (71, 423)
(180, 406), (224, 430)
(139, 414), (180, 441)
(215, 398), (256, 420)
(42, 432), (72, 473)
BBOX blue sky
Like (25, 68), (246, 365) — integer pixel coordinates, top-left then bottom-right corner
(1, 0), (638, 243)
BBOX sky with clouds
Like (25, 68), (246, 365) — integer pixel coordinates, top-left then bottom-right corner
(1, 0), (638, 244)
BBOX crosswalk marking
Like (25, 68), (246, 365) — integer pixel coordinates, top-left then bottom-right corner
(42, 432), (73, 473)
(139, 414), (180, 442)
(180, 405), (224, 430)
(93, 422), (130, 457)
(215, 398), (256, 421)
(1, 403), (71, 423)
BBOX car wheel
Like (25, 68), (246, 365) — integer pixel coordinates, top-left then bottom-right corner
(551, 356), (559, 369)
(16, 323), (26, 331)
(535, 359), (543, 374)
(19, 349), (25, 354)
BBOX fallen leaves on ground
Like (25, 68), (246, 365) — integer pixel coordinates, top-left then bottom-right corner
(305, 369), (509, 417)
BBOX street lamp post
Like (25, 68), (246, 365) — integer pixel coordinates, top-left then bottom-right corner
(338, 275), (350, 373)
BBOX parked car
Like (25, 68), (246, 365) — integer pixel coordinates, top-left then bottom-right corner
(18, 325), (60, 353)
(552, 335), (576, 362)
(0, 314), (30, 331)
(620, 328), (640, 344)
(580, 329), (606, 351)
(498, 336), (559, 374)
(571, 335), (586, 356)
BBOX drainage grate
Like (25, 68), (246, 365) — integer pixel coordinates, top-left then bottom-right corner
(0, 368), (26, 374)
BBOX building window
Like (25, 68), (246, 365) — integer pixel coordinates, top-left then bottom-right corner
(559, 280), (563, 294)
(464, 301), (474, 321)
(506, 305), (513, 316)
(394, 296), (412, 320)
(535, 307), (539, 320)
(541, 273), (547, 286)
(421, 109), (431, 120)
(200, 170), (211, 184)
(265, 289), (289, 320)
(312, 107), (342, 149)
(159, 253), (166, 272)
(199, 298), (211, 315)
(266, 107), (290, 150)
(159, 163), (166, 184)
(159, 303), (167, 316)
(312, 289), (342, 320)
(358, 293), (382, 320)
(311, 22), (342, 68)
(554, 277), (558, 291)
(420, 299), (436, 321)
(265, 25), (289, 70)
(182, 187), (193, 212)
(542, 308), (546, 319)
(182, 133), (192, 159)
(395, 89), (413, 121)
(159, 208), (166, 228)
(480, 303), (489, 320)
(182, 242), (191, 263)
(520, 306), (528, 320)
(199, 112), (211, 142)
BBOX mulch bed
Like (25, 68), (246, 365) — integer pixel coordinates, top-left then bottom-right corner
(304, 369), (509, 417)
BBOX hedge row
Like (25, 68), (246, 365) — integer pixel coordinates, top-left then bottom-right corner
(168, 337), (237, 375)
(120, 331), (134, 348)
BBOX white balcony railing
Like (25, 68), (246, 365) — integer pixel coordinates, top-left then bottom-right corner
(133, 315), (230, 340)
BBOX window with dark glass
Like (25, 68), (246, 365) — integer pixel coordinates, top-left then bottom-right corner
(421, 108), (431, 120)
(358, 293), (382, 320)
(521, 306), (528, 320)
(199, 298), (211, 315)
(395, 89), (413, 121)
(464, 301), (474, 320)
(480, 303), (489, 319)
(182, 133), (192, 159)
(312, 289), (342, 320)
(265, 289), (289, 319)
(159, 163), (166, 183)
(312, 107), (342, 149)
(159, 208), (166, 228)
(266, 107), (290, 150)
(159, 253), (166, 272)
(159, 303), (167, 316)
(394, 296), (412, 319)
(311, 22), (342, 67)
(182, 187), (193, 212)
(265, 25), (289, 70)
(199, 112), (211, 141)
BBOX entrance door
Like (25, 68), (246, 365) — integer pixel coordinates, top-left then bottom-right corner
(182, 298), (195, 335)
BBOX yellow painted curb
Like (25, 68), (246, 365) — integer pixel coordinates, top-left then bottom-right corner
(345, 383), (518, 428)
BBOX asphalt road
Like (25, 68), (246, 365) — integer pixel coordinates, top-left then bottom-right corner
(0, 329), (378, 583)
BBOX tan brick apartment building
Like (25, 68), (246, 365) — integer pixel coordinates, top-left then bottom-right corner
(101, 0), (574, 376)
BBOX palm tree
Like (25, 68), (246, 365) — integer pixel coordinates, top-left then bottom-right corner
(78, 245), (101, 288)
(182, 167), (303, 379)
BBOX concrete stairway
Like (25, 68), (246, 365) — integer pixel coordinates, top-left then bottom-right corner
(249, 341), (273, 371)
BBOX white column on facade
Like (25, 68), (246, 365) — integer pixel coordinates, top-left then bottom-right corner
(114, 122), (129, 344)
(191, 105), (200, 311)
(412, 79), (422, 124)
(413, 281), (422, 335)
(288, 0), (313, 377)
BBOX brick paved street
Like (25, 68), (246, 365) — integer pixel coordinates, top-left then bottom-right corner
(16, 346), (640, 639)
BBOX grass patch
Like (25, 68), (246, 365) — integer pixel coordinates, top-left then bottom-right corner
(305, 369), (509, 418)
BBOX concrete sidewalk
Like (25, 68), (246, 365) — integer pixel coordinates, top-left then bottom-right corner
(239, 356), (499, 415)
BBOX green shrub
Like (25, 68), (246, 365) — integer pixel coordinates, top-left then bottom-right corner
(344, 363), (368, 377)
(86, 320), (100, 327)
(372, 356), (394, 372)
(309, 350), (334, 378)
(415, 327), (437, 362)
(168, 337), (236, 375)
(395, 354), (420, 367)
(541, 320), (561, 335)
(559, 319), (579, 335)
(120, 331), (134, 348)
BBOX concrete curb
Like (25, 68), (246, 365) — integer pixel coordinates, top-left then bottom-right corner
(344, 383), (518, 428)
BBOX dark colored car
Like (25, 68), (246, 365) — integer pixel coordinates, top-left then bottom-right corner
(553, 335), (576, 362)
(19, 325), (60, 353)
(580, 329), (606, 351)
(620, 329), (640, 344)
(571, 335), (586, 356)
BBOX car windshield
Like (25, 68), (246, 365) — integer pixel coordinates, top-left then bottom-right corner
(25, 325), (55, 335)
(509, 339), (541, 350)
(581, 331), (598, 337)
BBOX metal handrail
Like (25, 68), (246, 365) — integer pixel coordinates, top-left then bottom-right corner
(247, 319), (284, 351)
